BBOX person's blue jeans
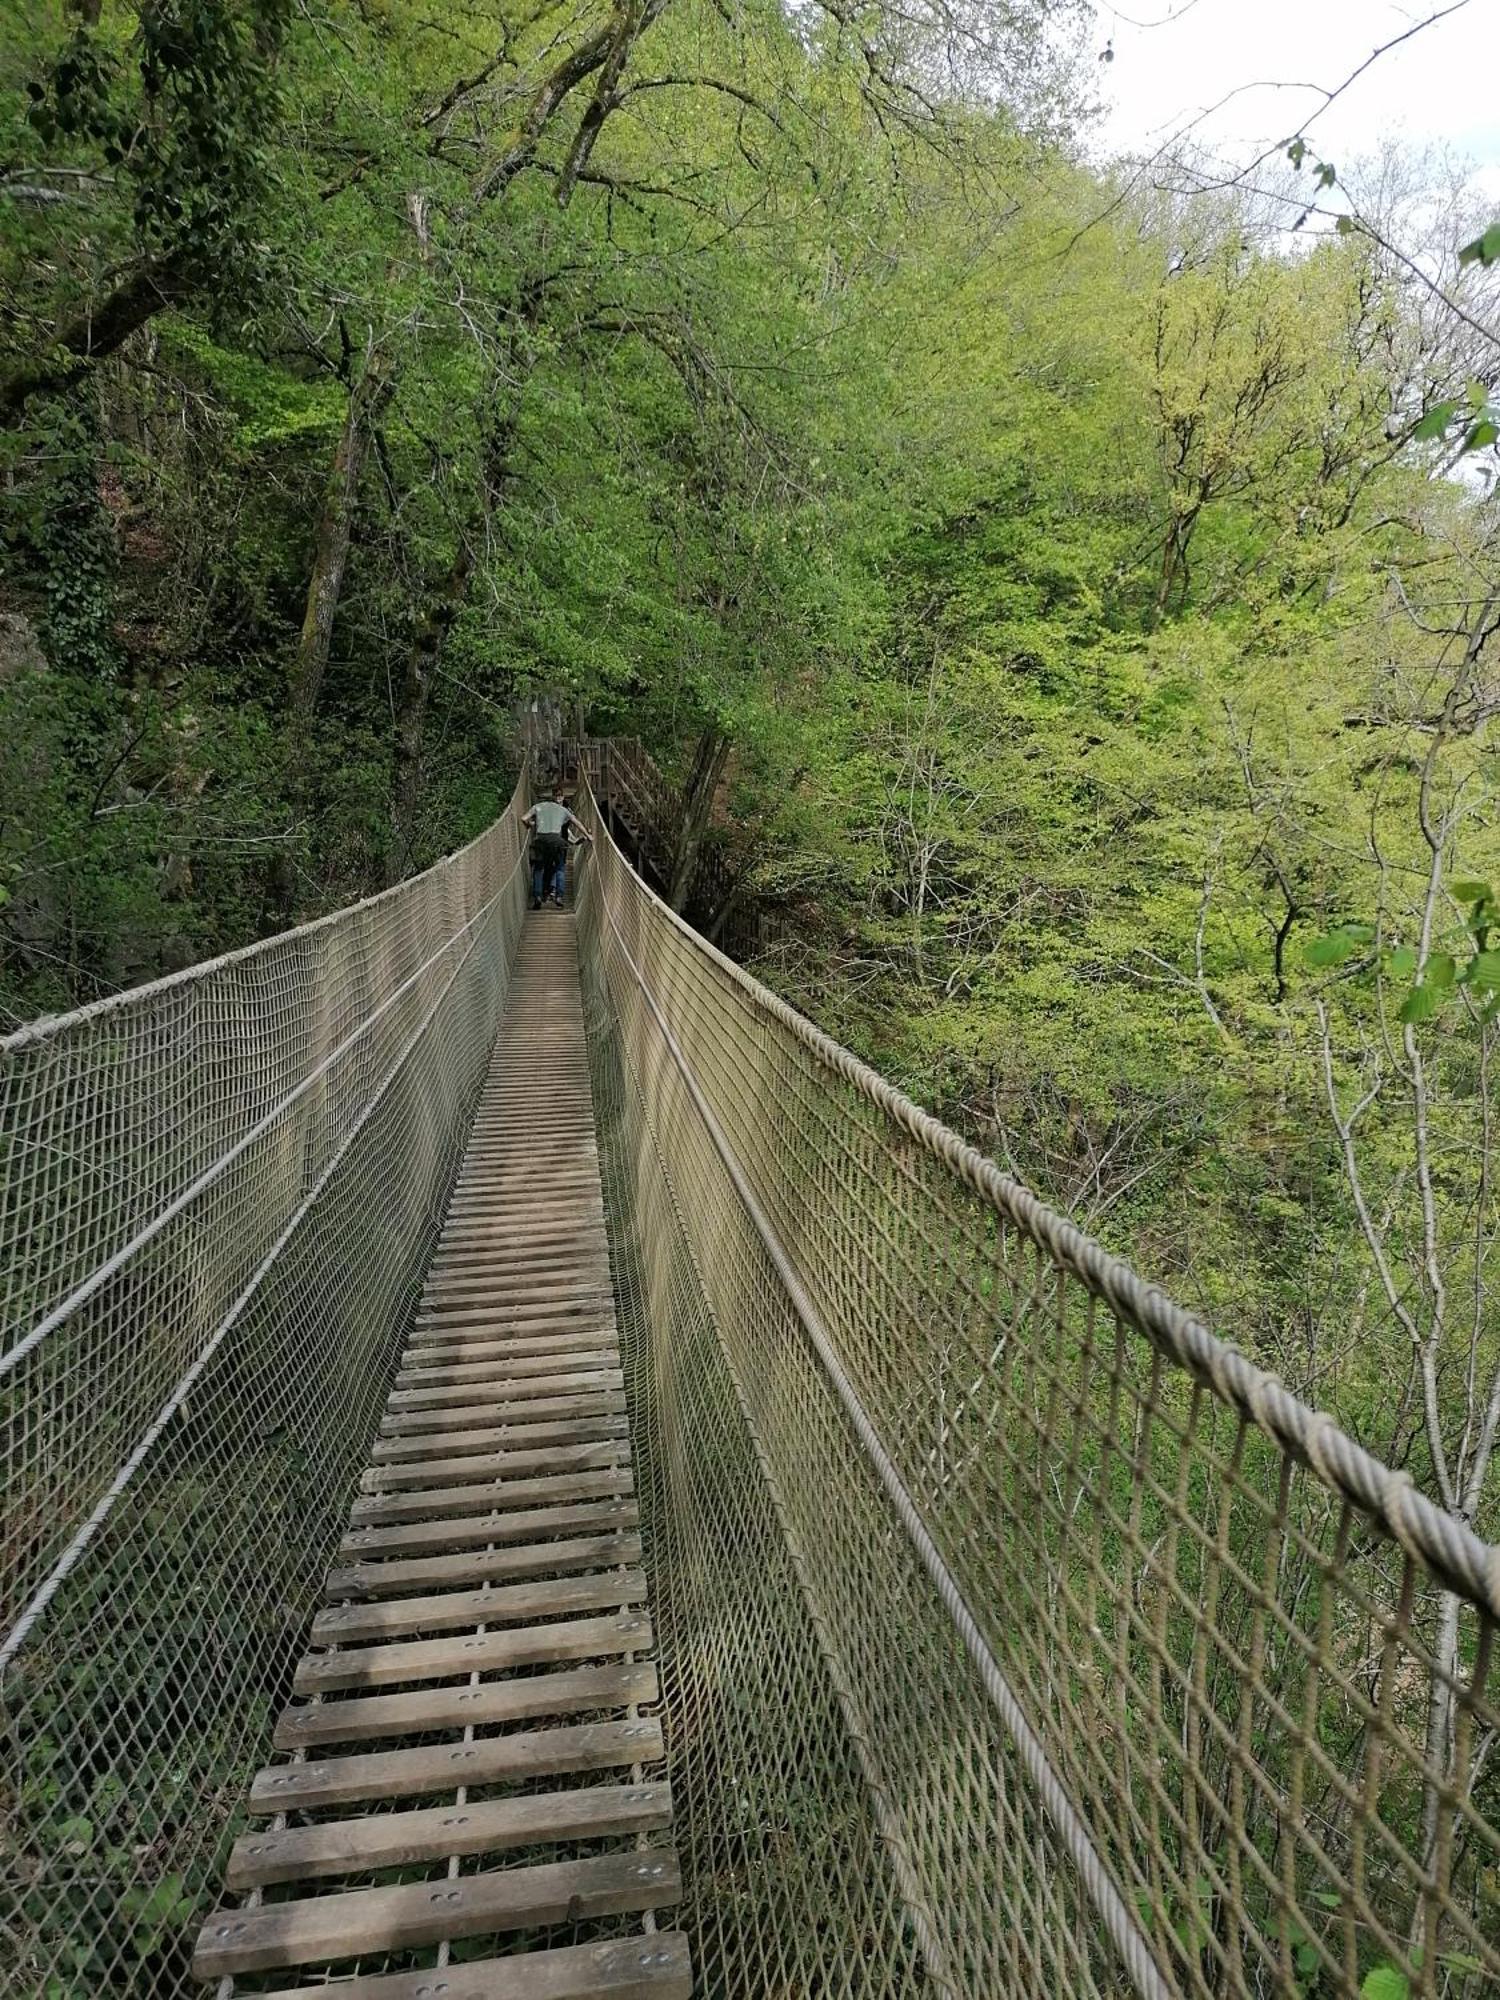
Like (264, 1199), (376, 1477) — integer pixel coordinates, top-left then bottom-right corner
(531, 837), (566, 904)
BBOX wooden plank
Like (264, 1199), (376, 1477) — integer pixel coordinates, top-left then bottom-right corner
(424, 1255), (611, 1285)
(323, 1528), (642, 1602)
(435, 1223), (607, 1247)
(284, 1616), (656, 1744)
(371, 1414), (628, 1463)
(248, 1934), (692, 2000)
(226, 1780), (672, 1889)
(410, 1303), (614, 1337)
(403, 1326), (615, 1356)
(325, 1529), (641, 1606)
(340, 1496), (639, 1557)
(403, 1328), (617, 1365)
(437, 1224), (608, 1251)
(247, 1714), (664, 1813)
(417, 1292), (614, 1320)
(395, 1350), (618, 1388)
(294, 1600), (650, 1693)
(442, 1201), (602, 1225)
(309, 1565), (648, 1647)
(387, 1367), (623, 1410)
(450, 1176), (604, 1192)
(380, 1391), (626, 1439)
(350, 1467), (635, 1526)
(193, 1847), (680, 1976)
(360, 1439), (630, 1494)
(433, 1217), (603, 1241)
(274, 1656), (658, 1750)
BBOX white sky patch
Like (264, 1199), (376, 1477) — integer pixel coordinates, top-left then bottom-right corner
(1088, 0), (1500, 180)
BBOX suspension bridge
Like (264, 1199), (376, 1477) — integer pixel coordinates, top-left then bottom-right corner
(2, 772), (1498, 2000)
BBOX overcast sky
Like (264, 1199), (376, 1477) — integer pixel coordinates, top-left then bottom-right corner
(1089, 0), (1500, 198)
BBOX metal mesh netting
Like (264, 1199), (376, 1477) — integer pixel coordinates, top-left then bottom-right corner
(1, 783), (529, 1999)
(575, 797), (1500, 2000)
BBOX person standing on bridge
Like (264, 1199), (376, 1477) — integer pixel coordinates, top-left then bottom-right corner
(522, 780), (592, 910)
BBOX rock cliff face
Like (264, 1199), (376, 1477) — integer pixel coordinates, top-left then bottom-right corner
(0, 611), (46, 683)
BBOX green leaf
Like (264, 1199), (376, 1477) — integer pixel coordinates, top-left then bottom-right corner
(1463, 950), (1500, 992)
(1310, 1890), (1342, 1909)
(1413, 401), (1458, 441)
(1335, 214), (1356, 235)
(1305, 928), (1362, 968)
(1452, 879), (1494, 904)
(1294, 1940), (1320, 1975)
(1462, 417), (1499, 452)
(1314, 163), (1336, 190)
(1387, 946), (1417, 978)
(1287, 138), (1307, 168)
(1399, 983), (1442, 1024)
(1427, 953), (1457, 990)
(1361, 1969), (1409, 2000)
(1458, 223), (1500, 268)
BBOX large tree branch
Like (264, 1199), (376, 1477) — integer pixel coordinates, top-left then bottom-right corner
(0, 256), (187, 426)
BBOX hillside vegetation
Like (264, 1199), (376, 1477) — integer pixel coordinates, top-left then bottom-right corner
(3, 0), (1500, 1576)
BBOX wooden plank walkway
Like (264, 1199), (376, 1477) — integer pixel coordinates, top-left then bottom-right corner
(193, 914), (690, 2000)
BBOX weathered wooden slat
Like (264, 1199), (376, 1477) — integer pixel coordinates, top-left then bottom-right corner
(370, 1414), (629, 1464)
(410, 1303), (614, 1338)
(340, 1495), (638, 1557)
(360, 1438), (630, 1495)
(309, 1565), (648, 1647)
(432, 1210), (602, 1233)
(420, 1283), (614, 1315)
(193, 1848), (681, 1976)
(402, 1329), (618, 1367)
(349, 1468), (633, 1527)
(380, 1390), (625, 1438)
(293, 1601), (650, 1693)
(324, 1528), (640, 1608)
(225, 1780), (671, 1888)
(433, 1221), (605, 1245)
(395, 1350), (618, 1389)
(323, 1528), (642, 1602)
(247, 1715), (664, 1813)
(423, 1258), (612, 1289)
(248, 1934), (692, 2000)
(284, 1624), (656, 1736)
(387, 1367), (623, 1411)
(441, 1202), (602, 1227)
(274, 1656), (658, 1750)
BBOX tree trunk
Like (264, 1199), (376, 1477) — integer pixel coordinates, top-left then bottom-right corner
(668, 727), (730, 913)
(385, 289), (545, 878)
(287, 350), (395, 755)
(388, 537), (477, 883)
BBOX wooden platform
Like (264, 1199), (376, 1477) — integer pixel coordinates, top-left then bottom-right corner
(193, 914), (690, 1999)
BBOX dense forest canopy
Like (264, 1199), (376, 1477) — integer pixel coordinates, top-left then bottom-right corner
(3, 0), (1500, 1644)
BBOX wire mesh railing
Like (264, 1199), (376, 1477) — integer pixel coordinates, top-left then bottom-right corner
(0, 780), (529, 1999)
(576, 789), (1500, 2000)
